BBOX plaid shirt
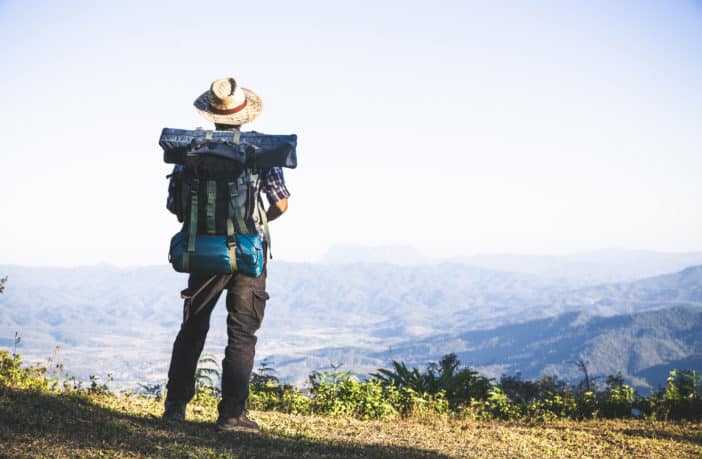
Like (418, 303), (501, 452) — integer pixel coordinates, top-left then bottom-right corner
(167, 165), (290, 240)
(259, 166), (291, 205)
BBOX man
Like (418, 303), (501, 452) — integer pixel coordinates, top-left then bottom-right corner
(163, 77), (289, 432)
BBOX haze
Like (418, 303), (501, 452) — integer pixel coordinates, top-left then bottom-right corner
(1, 0), (701, 266)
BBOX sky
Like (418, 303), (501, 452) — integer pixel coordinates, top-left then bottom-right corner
(1, 0), (701, 266)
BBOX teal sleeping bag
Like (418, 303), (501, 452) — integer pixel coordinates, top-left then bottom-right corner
(169, 231), (264, 277)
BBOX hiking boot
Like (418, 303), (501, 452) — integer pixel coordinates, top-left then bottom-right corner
(163, 400), (186, 422)
(216, 412), (260, 433)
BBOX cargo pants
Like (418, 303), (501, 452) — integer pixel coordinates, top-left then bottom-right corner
(165, 264), (268, 418)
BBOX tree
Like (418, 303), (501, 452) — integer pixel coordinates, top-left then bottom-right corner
(251, 357), (280, 391)
(605, 372), (625, 390)
(195, 351), (220, 388)
(574, 359), (597, 393)
(499, 373), (540, 403)
(372, 354), (492, 408)
(309, 363), (352, 391)
(1, 277), (19, 355)
(13, 332), (21, 356)
(666, 369), (702, 400)
(371, 360), (427, 392)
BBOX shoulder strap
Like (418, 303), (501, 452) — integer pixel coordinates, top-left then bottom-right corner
(256, 195), (271, 258)
(227, 181), (248, 234)
(183, 178), (200, 272)
(187, 178), (200, 252)
(206, 180), (217, 234)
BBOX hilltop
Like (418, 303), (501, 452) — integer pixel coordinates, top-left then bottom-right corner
(2, 380), (701, 458)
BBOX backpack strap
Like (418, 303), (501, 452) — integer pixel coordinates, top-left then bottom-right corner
(256, 196), (271, 258)
(247, 170), (271, 258)
(183, 178), (200, 272)
(228, 181), (248, 234)
(180, 181), (191, 220)
(206, 180), (217, 234)
(226, 180), (245, 272)
(225, 217), (238, 272)
(187, 178), (200, 252)
(245, 171), (257, 222)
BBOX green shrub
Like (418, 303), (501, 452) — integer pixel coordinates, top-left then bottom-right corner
(0, 350), (51, 392)
(192, 384), (220, 412)
(600, 384), (635, 418)
(383, 386), (449, 419)
(574, 391), (598, 419)
(249, 382), (312, 415)
(655, 369), (702, 420)
(4, 346), (702, 423)
(311, 378), (398, 420)
(280, 385), (312, 414)
(372, 354), (492, 411)
(487, 387), (522, 420)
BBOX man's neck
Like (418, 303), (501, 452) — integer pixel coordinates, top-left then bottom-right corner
(214, 123), (241, 132)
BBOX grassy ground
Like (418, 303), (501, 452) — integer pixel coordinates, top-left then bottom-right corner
(1, 385), (701, 458)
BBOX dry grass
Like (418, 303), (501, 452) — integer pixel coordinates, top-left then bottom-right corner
(1, 386), (701, 458)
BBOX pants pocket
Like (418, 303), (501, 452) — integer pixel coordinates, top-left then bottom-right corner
(252, 289), (269, 323)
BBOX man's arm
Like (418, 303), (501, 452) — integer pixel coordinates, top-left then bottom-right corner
(267, 198), (288, 222)
(261, 167), (290, 222)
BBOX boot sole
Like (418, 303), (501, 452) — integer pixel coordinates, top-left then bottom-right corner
(215, 423), (260, 433)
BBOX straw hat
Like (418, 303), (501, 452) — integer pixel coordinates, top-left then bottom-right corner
(193, 77), (263, 125)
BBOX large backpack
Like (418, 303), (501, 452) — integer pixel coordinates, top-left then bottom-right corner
(161, 128), (297, 277)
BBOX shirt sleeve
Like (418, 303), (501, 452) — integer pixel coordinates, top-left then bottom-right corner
(261, 167), (290, 205)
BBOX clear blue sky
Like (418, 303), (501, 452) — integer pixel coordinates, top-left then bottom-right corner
(1, 0), (701, 265)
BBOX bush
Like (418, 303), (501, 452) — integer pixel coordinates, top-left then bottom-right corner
(600, 384), (635, 418)
(4, 346), (701, 423)
(372, 354), (492, 410)
(0, 350), (51, 392)
(487, 386), (522, 420)
(311, 378), (398, 420)
(653, 369), (702, 421)
(249, 382), (311, 415)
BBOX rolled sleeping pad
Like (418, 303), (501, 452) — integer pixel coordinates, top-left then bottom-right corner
(160, 128), (297, 169)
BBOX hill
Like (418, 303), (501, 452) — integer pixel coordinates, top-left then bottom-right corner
(321, 247), (702, 287)
(267, 306), (702, 390)
(376, 306), (702, 388)
(0, 262), (574, 387)
(561, 265), (702, 315)
(450, 249), (702, 285)
(0, 263), (700, 389)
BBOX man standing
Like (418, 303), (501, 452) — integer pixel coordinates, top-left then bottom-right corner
(163, 77), (290, 432)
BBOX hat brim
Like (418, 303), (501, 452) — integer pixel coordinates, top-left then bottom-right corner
(193, 87), (263, 125)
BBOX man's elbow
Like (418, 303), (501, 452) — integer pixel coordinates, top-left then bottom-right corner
(275, 198), (288, 214)
(267, 198), (288, 222)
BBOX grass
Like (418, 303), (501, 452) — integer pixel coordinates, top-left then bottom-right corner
(1, 384), (701, 458)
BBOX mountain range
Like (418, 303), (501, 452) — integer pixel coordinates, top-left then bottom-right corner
(321, 246), (702, 286)
(0, 251), (700, 391)
(265, 305), (702, 391)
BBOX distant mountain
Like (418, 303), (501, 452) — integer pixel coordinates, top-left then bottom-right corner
(0, 262), (700, 390)
(0, 265), (182, 386)
(319, 247), (702, 287)
(560, 266), (702, 316)
(452, 249), (702, 286)
(320, 244), (429, 265)
(634, 354), (702, 389)
(251, 265), (702, 388)
(269, 307), (702, 391)
(384, 306), (702, 388)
